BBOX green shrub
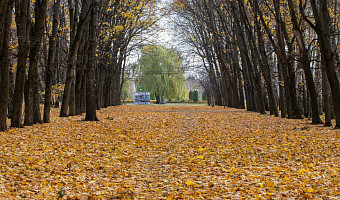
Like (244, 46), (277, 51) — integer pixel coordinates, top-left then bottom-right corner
(192, 90), (198, 103)
(189, 91), (193, 101)
(202, 90), (207, 100)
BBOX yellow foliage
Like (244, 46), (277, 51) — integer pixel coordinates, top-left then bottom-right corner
(0, 105), (339, 198)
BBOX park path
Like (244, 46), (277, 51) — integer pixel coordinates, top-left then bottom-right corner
(0, 105), (339, 199)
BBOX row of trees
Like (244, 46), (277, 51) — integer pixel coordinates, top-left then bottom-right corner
(0, 0), (159, 131)
(173, 0), (340, 128)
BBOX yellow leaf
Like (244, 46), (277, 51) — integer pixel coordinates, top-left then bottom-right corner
(197, 155), (204, 159)
(307, 187), (314, 193)
(167, 195), (174, 200)
(185, 180), (194, 186)
(265, 181), (274, 187)
(232, 168), (239, 172)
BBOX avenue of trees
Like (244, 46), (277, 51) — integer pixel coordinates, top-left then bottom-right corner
(133, 44), (186, 103)
(173, 0), (340, 128)
(1, 0), (340, 131)
(0, 0), (159, 131)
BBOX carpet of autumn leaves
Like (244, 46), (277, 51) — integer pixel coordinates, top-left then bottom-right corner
(0, 105), (340, 199)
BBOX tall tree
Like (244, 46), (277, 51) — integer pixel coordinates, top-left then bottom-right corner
(287, 0), (323, 124)
(43, 0), (61, 123)
(24, 0), (48, 126)
(85, 0), (99, 121)
(135, 45), (186, 102)
(60, 0), (91, 117)
(11, 0), (30, 128)
(306, 0), (340, 128)
(0, 0), (14, 131)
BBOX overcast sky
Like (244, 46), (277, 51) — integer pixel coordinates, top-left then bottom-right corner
(128, 0), (203, 77)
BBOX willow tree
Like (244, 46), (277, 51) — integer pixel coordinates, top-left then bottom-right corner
(135, 45), (186, 103)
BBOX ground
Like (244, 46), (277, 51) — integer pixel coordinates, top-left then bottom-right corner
(0, 105), (339, 199)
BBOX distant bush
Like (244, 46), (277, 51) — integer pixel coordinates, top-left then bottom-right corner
(189, 90), (199, 103)
(192, 90), (198, 103)
(189, 91), (193, 101)
(202, 90), (207, 100)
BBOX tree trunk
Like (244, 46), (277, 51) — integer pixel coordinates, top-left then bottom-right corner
(309, 0), (340, 128)
(273, 0), (301, 119)
(53, 35), (61, 109)
(85, 0), (99, 121)
(230, 1), (255, 111)
(81, 74), (87, 112)
(155, 95), (160, 104)
(60, 0), (91, 117)
(69, 82), (76, 116)
(8, 68), (14, 119)
(255, 22), (278, 116)
(11, 0), (30, 128)
(278, 62), (287, 118)
(26, 0), (48, 125)
(253, 0), (278, 116)
(322, 57), (332, 127)
(237, 68), (245, 109)
(75, 25), (88, 115)
(44, 0), (61, 123)
(287, 0), (323, 124)
(0, 0), (13, 131)
(0, 0), (9, 28)
(237, 0), (265, 114)
(24, 77), (33, 126)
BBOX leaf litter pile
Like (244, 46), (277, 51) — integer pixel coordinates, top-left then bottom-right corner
(0, 105), (339, 199)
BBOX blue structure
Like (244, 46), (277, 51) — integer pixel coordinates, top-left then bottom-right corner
(134, 92), (150, 105)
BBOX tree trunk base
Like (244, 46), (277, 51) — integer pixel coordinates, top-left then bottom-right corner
(84, 116), (99, 121)
(311, 118), (323, 125)
(288, 115), (303, 119)
(323, 122), (332, 127)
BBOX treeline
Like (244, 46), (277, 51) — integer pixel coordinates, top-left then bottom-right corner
(173, 0), (340, 128)
(0, 0), (159, 131)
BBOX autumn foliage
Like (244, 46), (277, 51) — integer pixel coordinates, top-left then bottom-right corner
(0, 105), (339, 199)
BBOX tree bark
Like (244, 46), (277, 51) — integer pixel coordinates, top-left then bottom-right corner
(85, 0), (99, 121)
(25, 0), (48, 125)
(273, 0), (302, 119)
(308, 0), (340, 128)
(11, 0), (30, 128)
(254, 15), (278, 116)
(75, 24), (88, 115)
(44, 0), (61, 123)
(0, 0), (13, 131)
(24, 77), (32, 126)
(277, 62), (287, 118)
(287, 0), (323, 124)
(322, 56), (332, 127)
(60, 0), (91, 117)
(237, 0), (265, 114)
(8, 68), (15, 119)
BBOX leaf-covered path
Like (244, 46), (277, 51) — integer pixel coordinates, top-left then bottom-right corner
(1, 106), (339, 199)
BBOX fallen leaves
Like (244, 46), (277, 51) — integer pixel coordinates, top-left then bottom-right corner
(0, 105), (339, 199)
(184, 180), (194, 186)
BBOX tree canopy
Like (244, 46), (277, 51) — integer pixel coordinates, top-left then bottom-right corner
(134, 45), (186, 102)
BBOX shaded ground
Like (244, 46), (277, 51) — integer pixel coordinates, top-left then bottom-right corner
(0, 105), (339, 199)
